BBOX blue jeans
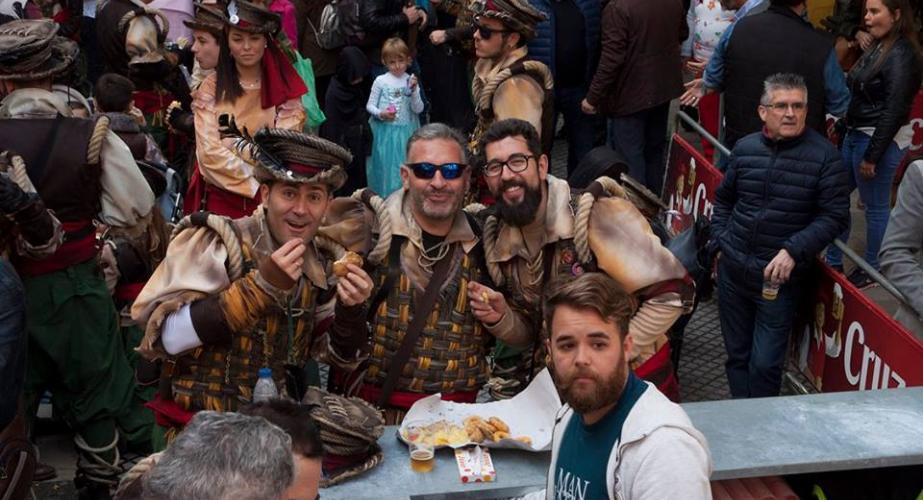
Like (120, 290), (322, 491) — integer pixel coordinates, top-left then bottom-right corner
(0, 259), (26, 429)
(826, 130), (904, 270)
(555, 85), (602, 175)
(607, 101), (671, 196)
(717, 260), (796, 398)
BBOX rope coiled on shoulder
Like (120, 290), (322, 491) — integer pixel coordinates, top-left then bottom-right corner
(352, 188), (392, 264)
(575, 176), (625, 264)
(86, 115), (110, 166)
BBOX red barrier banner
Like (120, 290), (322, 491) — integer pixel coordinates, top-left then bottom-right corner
(662, 133), (923, 392)
(792, 265), (923, 392)
(662, 134), (724, 232)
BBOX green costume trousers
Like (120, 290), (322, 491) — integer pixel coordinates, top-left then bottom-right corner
(22, 259), (153, 454)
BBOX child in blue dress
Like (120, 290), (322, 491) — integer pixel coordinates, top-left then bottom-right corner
(366, 37), (424, 197)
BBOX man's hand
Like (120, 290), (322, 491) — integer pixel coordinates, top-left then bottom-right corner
(679, 78), (707, 107)
(763, 248), (796, 284)
(467, 281), (508, 325)
(859, 160), (876, 180)
(580, 98), (597, 115)
(404, 5), (426, 25)
(336, 263), (374, 307)
(259, 239), (306, 290)
(429, 30), (447, 45)
(855, 30), (874, 51)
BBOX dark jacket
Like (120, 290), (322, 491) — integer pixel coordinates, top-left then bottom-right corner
(710, 128), (850, 294)
(527, 0), (601, 85)
(723, 5), (832, 147)
(292, 0), (338, 77)
(846, 37), (923, 165)
(359, 0), (411, 61)
(586, 0), (685, 116)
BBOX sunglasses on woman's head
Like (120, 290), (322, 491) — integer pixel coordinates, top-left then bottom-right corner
(406, 162), (468, 180)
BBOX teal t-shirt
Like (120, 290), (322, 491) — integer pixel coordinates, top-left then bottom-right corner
(553, 373), (647, 500)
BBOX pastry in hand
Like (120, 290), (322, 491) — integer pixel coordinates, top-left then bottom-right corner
(333, 251), (363, 277)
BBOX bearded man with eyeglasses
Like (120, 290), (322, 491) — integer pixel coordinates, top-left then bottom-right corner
(709, 73), (849, 398)
(468, 119), (695, 401)
(468, 0), (554, 155)
(341, 123), (505, 424)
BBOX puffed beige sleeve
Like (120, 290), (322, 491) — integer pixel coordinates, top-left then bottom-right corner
(274, 97), (306, 131)
(492, 76), (545, 137)
(192, 75), (261, 198)
(98, 130), (155, 230)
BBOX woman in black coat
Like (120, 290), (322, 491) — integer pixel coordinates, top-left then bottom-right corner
(321, 47), (373, 195)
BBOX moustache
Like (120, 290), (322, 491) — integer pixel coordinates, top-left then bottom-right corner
(499, 179), (527, 192)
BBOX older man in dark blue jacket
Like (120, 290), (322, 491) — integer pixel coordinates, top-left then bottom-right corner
(710, 73), (849, 398)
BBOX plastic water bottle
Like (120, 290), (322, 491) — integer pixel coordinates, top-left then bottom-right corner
(252, 367), (279, 402)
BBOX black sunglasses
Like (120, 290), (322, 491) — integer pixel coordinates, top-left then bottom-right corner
(407, 162), (468, 180)
(474, 22), (510, 40)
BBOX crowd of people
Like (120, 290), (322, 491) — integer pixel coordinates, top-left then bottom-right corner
(1, 0), (922, 498)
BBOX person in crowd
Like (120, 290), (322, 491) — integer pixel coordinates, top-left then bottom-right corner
(142, 411), (295, 500)
(418, 0), (476, 133)
(132, 129), (372, 437)
(95, 73), (167, 166)
(185, 0), (306, 218)
(528, 0), (601, 174)
(186, 3), (225, 89)
(682, 0), (735, 160)
(0, 19), (157, 497)
(580, 0), (685, 197)
(880, 159), (923, 340)
(0, 152), (62, 500)
(292, 0), (337, 102)
(710, 73), (850, 398)
(164, 2), (227, 138)
(469, 0), (551, 153)
(345, 123), (507, 424)
(321, 46), (372, 196)
(242, 400), (324, 500)
(822, 0), (871, 70)
(257, 0), (299, 43)
(680, 0), (850, 150)
(542, 272), (712, 499)
(471, 119), (693, 400)
(825, 0), (922, 288)
(366, 37), (424, 198)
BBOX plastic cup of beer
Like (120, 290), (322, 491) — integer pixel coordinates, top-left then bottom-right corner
(762, 279), (780, 301)
(409, 440), (435, 473)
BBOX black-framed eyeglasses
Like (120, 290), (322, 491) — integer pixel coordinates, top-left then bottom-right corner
(407, 162), (469, 180)
(483, 153), (535, 177)
(474, 22), (510, 40)
(761, 102), (806, 112)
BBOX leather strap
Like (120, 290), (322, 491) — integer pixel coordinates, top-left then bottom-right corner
(377, 243), (456, 407)
(367, 235), (406, 323)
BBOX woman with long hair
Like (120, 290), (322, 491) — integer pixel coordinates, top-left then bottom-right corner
(827, 0), (922, 287)
(186, 0), (307, 218)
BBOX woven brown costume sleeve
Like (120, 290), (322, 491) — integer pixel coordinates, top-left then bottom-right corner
(218, 269), (277, 333)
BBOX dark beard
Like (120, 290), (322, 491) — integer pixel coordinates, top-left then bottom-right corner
(550, 358), (628, 415)
(495, 180), (542, 227)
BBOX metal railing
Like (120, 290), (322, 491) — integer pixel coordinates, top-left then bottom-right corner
(833, 239), (909, 305)
(675, 109), (732, 160)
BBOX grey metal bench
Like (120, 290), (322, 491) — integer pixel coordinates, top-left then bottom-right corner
(321, 387), (923, 499)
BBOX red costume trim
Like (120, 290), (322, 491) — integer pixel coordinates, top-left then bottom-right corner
(260, 40), (307, 109)
(358, 384), (478, 410)
(14, 221), (97, 277)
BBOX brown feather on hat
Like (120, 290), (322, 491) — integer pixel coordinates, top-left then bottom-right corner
(0, 20), (79, 81)
(222, 117), (351, 191)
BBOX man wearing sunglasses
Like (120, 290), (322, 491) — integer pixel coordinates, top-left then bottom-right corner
(470, 119), (694, 401)
(351, 123), (509, 424)
(469, 0), (554, 155)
